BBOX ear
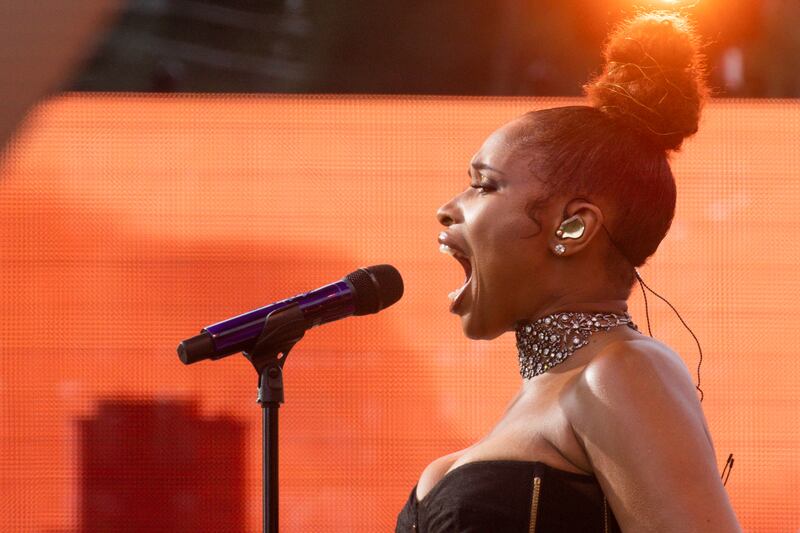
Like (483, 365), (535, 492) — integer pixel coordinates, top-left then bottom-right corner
(550, 199), (605, 257)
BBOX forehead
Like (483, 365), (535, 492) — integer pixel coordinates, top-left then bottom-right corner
(470, 117), (533, 179)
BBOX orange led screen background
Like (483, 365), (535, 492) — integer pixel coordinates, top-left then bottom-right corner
(1, 94), (798, 532)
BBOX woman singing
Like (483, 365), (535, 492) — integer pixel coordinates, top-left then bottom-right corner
(396, 11), (741, 532)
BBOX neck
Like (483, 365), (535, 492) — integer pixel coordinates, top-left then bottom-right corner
(515, 298), (629, 329)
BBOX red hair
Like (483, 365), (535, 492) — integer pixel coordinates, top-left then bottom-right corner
(513, 11), (710, 283)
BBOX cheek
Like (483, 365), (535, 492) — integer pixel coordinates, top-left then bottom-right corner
(478, 215), (546, 278)
(480, 224), (548, 325)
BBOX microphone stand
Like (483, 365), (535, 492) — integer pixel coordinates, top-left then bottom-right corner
(242, 302), (306, 533)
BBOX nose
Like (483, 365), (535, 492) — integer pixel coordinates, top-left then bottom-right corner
(436, 196), (460, 227)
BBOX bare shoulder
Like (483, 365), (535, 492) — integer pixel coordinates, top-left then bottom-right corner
(564, 336), (710, 461)
(574, 337), (702, 423)
(561, 337), (742, 532)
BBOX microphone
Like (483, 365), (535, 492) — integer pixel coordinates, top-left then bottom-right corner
(177, 264), (403, 365)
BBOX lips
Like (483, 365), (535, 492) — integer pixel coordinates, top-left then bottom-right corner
(438, 232), (473, 311)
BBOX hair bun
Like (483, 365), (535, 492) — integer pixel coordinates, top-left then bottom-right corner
(584, 11), (710, 152)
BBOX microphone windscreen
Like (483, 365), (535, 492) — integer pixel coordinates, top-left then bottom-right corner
(346, 264), (404, 315)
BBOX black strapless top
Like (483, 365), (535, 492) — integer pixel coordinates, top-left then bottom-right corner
(395, 460), (621, 532)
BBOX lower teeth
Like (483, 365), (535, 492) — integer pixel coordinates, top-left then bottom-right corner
(449, 279), (470, 301)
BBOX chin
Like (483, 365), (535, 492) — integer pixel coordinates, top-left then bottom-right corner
(460, 314), (506, 341)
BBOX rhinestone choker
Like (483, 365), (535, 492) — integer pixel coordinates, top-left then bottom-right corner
(515, 311), (639, 379)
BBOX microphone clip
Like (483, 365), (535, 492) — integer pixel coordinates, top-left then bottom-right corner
(243, 302), (306, 406)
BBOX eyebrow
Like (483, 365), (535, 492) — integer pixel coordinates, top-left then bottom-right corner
(468, 162), (505, 176)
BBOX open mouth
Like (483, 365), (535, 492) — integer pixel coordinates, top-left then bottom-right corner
(439, 242), (473, 309)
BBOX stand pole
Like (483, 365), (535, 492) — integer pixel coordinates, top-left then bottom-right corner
(261, 372), (280, 533)
(244, 303), (306, 533)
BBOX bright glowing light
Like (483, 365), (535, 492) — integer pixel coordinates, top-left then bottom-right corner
(646, 0), (697, 7)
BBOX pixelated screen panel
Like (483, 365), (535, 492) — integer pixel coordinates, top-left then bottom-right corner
(0, 94), (798, 532)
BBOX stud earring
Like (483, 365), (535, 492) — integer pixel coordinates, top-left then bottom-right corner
(553, 244), (566, 255)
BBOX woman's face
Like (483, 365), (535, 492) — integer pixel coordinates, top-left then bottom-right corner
(437, 117), (563, 340)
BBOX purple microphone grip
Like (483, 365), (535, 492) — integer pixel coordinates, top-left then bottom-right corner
(204, 280), (355, 352)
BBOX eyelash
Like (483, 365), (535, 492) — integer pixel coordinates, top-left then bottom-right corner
(471, 184), (496, 194)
